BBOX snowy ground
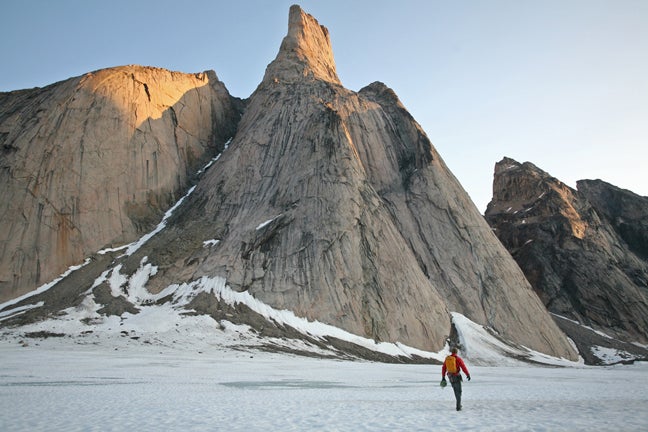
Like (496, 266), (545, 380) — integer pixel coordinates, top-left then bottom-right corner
(1, 338), (647, 432)
(3, 255), (647, 432)
(2, 158), (647, 431)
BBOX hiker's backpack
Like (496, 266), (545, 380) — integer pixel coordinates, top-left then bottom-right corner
(445, 355), (458, 374)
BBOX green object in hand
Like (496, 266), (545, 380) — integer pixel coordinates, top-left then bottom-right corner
(440, 379), (447, 388)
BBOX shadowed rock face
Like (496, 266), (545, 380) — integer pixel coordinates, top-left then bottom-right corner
(131, 6), (576, 358)
(0, 6), (578, 361)
(485, 157), (648, 345)
(578, 179), (648, 261)
(0, 66), (240, 302)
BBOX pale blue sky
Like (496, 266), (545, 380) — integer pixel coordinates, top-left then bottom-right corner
(2, 0), (646, 211)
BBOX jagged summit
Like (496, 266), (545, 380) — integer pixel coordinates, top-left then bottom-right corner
(140, 8), (577, 360)
(485, 157), (648, 363)
(487, 157), (585, 238)
(263, 5), (340, 85)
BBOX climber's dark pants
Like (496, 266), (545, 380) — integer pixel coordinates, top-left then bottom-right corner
(449, 374), (463, 409)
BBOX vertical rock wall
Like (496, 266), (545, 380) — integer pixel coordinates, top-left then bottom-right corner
(0, 66), (240, 302)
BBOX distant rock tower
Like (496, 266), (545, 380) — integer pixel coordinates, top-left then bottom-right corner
(485, 157), (648, 346)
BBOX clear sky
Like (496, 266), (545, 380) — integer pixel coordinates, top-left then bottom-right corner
(2, 0), (646, 211)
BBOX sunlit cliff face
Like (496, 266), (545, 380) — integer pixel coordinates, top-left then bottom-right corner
(552, 184), (588, 239)
(79, 66), (211, 127)
(488, 158), (588, 240)
(0, 65), (234, 303)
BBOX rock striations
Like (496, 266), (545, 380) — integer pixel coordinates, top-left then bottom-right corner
(139, 6), (575, 358)
(0, 66), (241, 303)
(485, 157), (648, 363)
(0, 6), (577, 361)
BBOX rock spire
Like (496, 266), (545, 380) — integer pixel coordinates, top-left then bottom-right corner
(135, 8), (577, 359)
(263, 5), (340, 85)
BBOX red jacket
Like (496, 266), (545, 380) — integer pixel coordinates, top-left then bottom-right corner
(442, 353), (470, 378)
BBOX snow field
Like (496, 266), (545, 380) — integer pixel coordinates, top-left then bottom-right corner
(1, 341), (647, 432)
(1, 149), (646, 431)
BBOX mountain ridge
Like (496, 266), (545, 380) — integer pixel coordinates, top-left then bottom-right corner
(485, 157), (648, 364)
(1, 6), (578, 362)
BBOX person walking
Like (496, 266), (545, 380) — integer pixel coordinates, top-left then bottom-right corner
(441, 347), (471, 411)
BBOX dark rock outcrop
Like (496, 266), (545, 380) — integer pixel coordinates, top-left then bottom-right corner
(485, 157), (648, 360)
(578, 179), (648, 261)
